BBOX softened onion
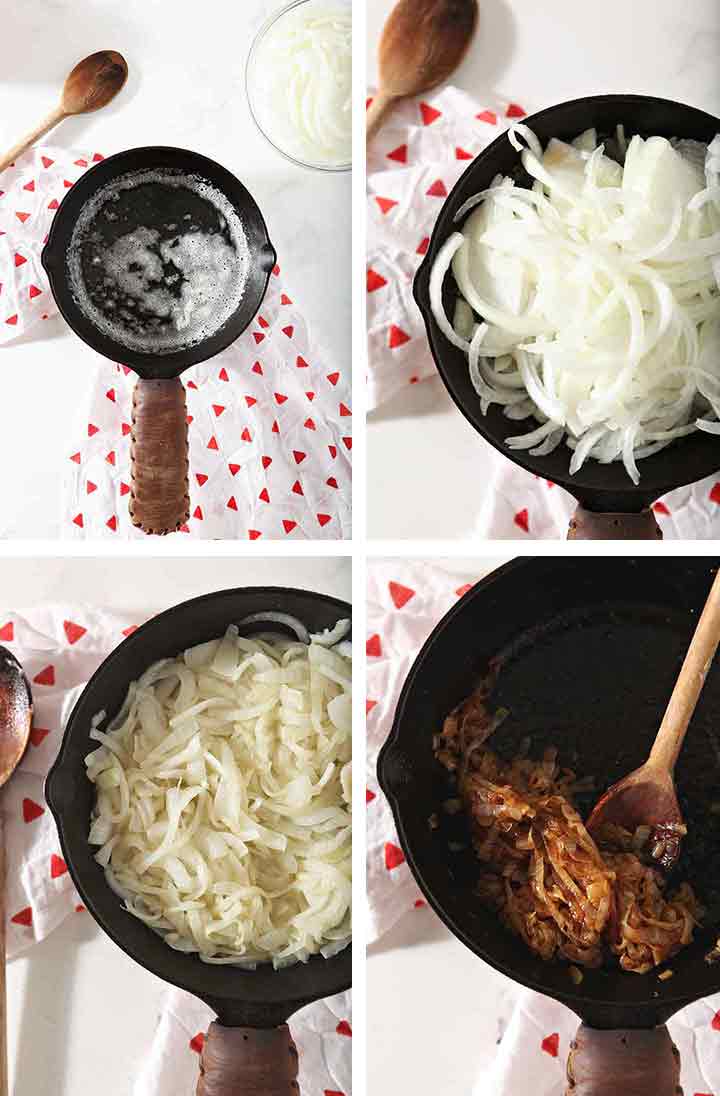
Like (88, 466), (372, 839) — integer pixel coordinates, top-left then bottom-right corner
(430, 124), (720, 482)
(86, 620), (352, 969)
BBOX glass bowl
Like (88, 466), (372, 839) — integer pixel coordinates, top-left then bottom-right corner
(246, 0), (352, 173)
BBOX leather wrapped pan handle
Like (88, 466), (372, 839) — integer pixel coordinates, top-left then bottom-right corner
(197, 1023), (299, 1096)
(129, 377), (190, 535)
(567, 506), (663, 540)
(566, 1023), (681, 1096)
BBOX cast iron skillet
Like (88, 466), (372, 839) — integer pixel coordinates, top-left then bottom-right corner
(42, 147), (276, 536)
(379, 558), (720, 1096)
(46, 587), (351, 1096)
(414, 95), (720, 541)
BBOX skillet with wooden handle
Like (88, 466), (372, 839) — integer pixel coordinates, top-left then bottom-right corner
(379, 557), (720, 1095)
(46, 587), (351, 1095)
(42, 147), (276, 536)
(413, 95), (720, 540)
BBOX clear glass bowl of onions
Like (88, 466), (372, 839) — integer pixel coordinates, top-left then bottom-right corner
(246, 0), (352, 173)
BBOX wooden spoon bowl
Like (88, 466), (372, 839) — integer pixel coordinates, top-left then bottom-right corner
(0, 646), (32, 789)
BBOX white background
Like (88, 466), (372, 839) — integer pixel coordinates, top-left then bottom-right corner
(2, 555), (351, 1096)
(367, 0), (720, 540)
(0, 0), (350, 538)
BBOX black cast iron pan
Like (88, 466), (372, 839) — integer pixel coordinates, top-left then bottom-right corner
(414, 95), (720, 541)
(42, 147), (276, 536)
(379, 558), (720, 1096)
(46, 587), (351, 1096)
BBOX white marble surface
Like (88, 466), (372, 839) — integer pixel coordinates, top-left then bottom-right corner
(1, 555), (351, 1096)
(367, 0), (720, 540)
(0, 0), (350, 538)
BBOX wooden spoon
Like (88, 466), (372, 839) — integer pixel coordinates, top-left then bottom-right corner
(587, 569), (720, 871)
(0, 51), (128, 175)
(0, 647), (33, 1096)
(367, 0), (478, 141)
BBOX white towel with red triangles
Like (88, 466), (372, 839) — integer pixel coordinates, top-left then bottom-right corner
(0, 605), (351, 1096)
(367, 86), (720, 539)
(365, 560), (720, 1095)
(0, 145), (352, 542)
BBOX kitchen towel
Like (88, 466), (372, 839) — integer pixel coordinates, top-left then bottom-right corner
(367, 86), (720, 539)
(366, 559), (720, 1095)
(0, 146), (352, 541)
(0, 604), (351, 1096)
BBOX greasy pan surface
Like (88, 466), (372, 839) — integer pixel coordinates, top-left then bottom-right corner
(414, 96), (720, 512)
(379, 558), (720, 1028)
(46, 587), (351, 1027)
(42, 147), (276, 379)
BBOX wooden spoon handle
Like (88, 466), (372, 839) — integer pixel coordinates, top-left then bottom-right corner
(196, 1023), (299, 1096)
(650, 568), (720, 772)
(366, 91), (397, 141)
(0, 106), (66, 174)
(0, 814), (8, 1096)
(129, 377), (190, 536)
(566, 1024), (680, 1096)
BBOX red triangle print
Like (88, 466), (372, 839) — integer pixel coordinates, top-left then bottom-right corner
(375, 196), (398, 215)
(50, 854), (68, 879)
(293, 450), (307, 465)
(282, 520), (297, 534)
(241, 427), (252, 442)
(272, 420), (279, 434)
(366, 699), (377, 715)
(105, 450), (116, 466)
(245, 395), (257, 407)
(281, 293), (292, 305)
(326, 477), (338, 489)
(74, 158), (88, 168)
(420, 101), (442, 126)
(387, 144), (408, 164)
(15, 211), (30, 224)
(366, 634), (382, 657)
(317, 513), (331, 527)
(541, 1033), (559, 1057)
(23, 798), (45, 823)
(248, 529), (262, 540)
(92, 152), (104, 162)
(328, 445), (337, 459)
(296, 355), (309, 368)
(384, 842), (406, 870)
(456, 147), (473, 160)
(48, 198), (59, 210)
(426, 179), (447, 198)
(212, 404), (226, 417)
(261, 455), (272, 469)
(342, 436), (351, 450)
(72, 513), (84, 528)
(339, 403), (351, 417)
(272, 264), (280, 276)
(506, 103), (527, 118)
(229, 463), (241, 476)
(282, 325), (294, 339)
(227, 496), (238, 511)
(186, 379), (196, 390)
(388, 325), (410, 349)
(414, 899), (426, 908)
(33, 665), (55, 686)
(324, 1091), (345, 1096)
(23, 180), (35, 192)
(258, 315), (269, 329)
(389, 581), (415, 609)
(367, 268), (387, 293)
(63, 179), (73, 188)
(653, 501), (670, 516)
(417, 236), (430, 256)
(196, 473), (208, 487)
(274, 392), (288, 404)
(106, 515), (117, 532)
(218, 367), (229, 381)
(514, 508), (530, 533)
(188, 413), (195, 426)
(253, 332), (265, 344)
(710, 483), (720, 505)
(207, 435), (219, 450)
(259, 488), (270, 503)
(292, 480), (304, 496)
(0, 621), (13, 642)
(189, 1033), (205, 1055)
(477, 109), (497, 124)
(87, 423), (99, 437)
(366, 788), (376, 803)
(120, 482), (130, 496)
(336, 1021), (352, 1037)
(121, 422), (131, 436)
(63, 620), (87, 645)
(193, 506), (204, 520)
(105, 387), (115, 402)
(304, 418), (316, 430)
(327, 372), (339, 386)
(29, 727), (50, 747)
(711, 1010), (720, 1030)
(456, 583), (473, 597)
(252, 361), (263, 375)
(306, 391), (315, 401)
(14, 252), (26, 267)
(42, 156), (55, 169)
(122, 625), (138, 637)
(11, 907), (32, 927)
(5, 315), (18, 326)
